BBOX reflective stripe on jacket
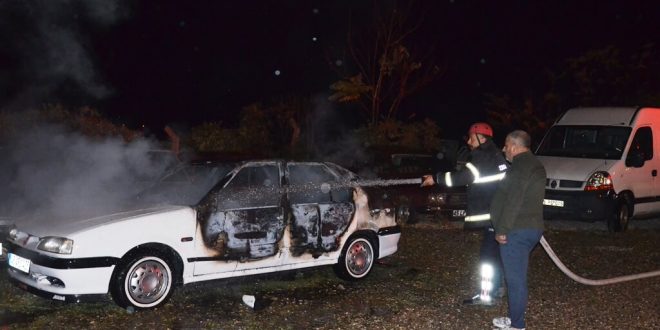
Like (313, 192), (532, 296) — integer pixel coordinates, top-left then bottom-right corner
(436, 139), (508, 229)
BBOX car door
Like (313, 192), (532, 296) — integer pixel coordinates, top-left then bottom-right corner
(195, 162), (285, 273)
(286, 163), (354, 257)
(624, 126), (659, 215)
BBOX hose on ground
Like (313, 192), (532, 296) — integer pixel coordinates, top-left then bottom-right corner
(540, 235), (660, 285)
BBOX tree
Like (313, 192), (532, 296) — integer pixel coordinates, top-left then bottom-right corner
(189, 96), (312, 157)
(357, 118), (442, 152)
(486, 43), (660, 143)
(0, 104), (142, 142)
(329, 2), (441, 125)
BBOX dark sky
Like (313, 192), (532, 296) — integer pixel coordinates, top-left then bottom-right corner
(1, 0), (659, 138)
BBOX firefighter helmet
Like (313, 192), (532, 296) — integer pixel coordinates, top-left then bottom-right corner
(468, 122), (493, 137)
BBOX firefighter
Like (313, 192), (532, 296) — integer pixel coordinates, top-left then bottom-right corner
(421, 122), (508, 306)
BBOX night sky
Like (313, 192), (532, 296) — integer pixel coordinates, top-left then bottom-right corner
(1, 0), (659, 138)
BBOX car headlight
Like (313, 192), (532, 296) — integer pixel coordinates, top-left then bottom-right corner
(37, 237), (74, 254)
(428, 193), (446, 204)
(9, 228), (19, 240)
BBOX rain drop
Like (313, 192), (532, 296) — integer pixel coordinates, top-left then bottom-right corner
(320, 183), (331, 193)
(274, 70), (281, 76)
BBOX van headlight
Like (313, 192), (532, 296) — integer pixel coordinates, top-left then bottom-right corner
(584, 171), (613, 191)
(37, 237), (74, 254)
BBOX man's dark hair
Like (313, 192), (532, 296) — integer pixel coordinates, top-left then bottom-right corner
(507, 130), (531, 148)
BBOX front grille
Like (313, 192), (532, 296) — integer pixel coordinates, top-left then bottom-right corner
(560, 180), (583, 188)
(447, 194), (467, 205)
(546, 179), (584, 189)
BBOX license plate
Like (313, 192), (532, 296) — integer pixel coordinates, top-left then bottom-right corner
(452, 209), (466, 217)
(8, 253), (31, 273)
(543, 199), (565, 207)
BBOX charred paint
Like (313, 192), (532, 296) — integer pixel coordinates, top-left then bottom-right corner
(195, 161), (395, 262)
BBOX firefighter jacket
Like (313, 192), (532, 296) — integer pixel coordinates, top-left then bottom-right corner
(435, 139), (508, 229)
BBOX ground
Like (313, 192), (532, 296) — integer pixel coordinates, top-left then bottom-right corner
(1, 217), (659, 329)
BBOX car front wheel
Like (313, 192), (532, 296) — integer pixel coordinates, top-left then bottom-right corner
(609, 196), (632, 232)
(334, 235), (375, 280)
(111, 250), (175, 310)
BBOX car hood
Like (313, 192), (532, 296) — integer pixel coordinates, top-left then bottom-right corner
(14, 204), (191, 238)
(537, 156), (611, 181)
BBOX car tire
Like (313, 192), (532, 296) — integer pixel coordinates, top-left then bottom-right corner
(111, 249), (175, 310)
(397, 205), (418, 225)
(608, 196), (632, 232)
(407, 207), (418, 224)
(333, 234), (375, 281)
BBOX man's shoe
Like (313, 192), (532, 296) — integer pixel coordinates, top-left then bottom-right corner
(462, 294), (495, 306)
(492, 317), (511, 328)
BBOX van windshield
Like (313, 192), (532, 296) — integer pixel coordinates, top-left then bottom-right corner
(536, 125), (631, 159)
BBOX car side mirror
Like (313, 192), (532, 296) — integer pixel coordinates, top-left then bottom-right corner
(625, 149), (645, 168)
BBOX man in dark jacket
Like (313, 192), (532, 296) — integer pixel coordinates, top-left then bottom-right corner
(422, 122), (508, 306)
(490, 130), (545, 330)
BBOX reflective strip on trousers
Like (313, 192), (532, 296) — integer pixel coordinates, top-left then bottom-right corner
(480, 263), (495, 301)
(464, 213), (490, 222)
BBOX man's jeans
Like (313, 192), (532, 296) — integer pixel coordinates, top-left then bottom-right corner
(499, 228), (543, 329)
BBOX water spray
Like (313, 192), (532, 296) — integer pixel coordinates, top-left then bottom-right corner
(284, 178), (423, 194)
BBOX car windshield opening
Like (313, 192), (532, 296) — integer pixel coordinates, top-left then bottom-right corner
(536, 125), (631, 159)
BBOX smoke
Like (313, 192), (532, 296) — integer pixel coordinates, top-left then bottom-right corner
(0, 120), (174, 222)
(309, 94), (375, 177)
(0, 0), (129, 110)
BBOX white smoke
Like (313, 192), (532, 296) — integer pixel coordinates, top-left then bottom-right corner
(0, 122), (174, 222)
(309, 94), (373, 175)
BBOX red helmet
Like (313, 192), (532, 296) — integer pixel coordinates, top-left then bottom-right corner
(468, 122), (493, 137)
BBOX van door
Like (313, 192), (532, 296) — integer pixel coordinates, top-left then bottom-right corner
(623, 126), (660, 215)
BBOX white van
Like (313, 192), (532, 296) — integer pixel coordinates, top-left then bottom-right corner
(536, 107), (660, 232)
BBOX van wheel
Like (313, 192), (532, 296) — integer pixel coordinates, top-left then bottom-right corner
(608, 196), (632, 232)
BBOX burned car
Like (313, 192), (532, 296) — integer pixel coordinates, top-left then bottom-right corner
(5, 160), (400, 309)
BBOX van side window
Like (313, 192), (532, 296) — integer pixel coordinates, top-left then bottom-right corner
(629, 127), (653, 160)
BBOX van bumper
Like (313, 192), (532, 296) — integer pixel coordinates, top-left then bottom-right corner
(543, 189), (616, 221)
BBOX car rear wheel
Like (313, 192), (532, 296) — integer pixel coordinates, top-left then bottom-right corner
(334, 235), (375, 280)
(111, 250), (175, 310)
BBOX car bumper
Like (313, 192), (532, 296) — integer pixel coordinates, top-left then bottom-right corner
(543, 189), (616, 221)
(6, 241), (118, 299)
(377, 225), (401, 259)
(418, 206), (466, 219)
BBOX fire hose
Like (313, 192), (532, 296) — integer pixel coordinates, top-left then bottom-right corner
(539, 236), (660, 285)
(351, 178), (660, 285)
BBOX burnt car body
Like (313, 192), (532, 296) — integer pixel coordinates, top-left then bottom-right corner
(6, 160), (400, 309)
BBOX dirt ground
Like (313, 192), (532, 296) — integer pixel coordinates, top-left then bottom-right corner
(1, 217), (659, 329)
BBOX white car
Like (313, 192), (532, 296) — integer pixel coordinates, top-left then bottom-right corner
(6, 160), (401, 309)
